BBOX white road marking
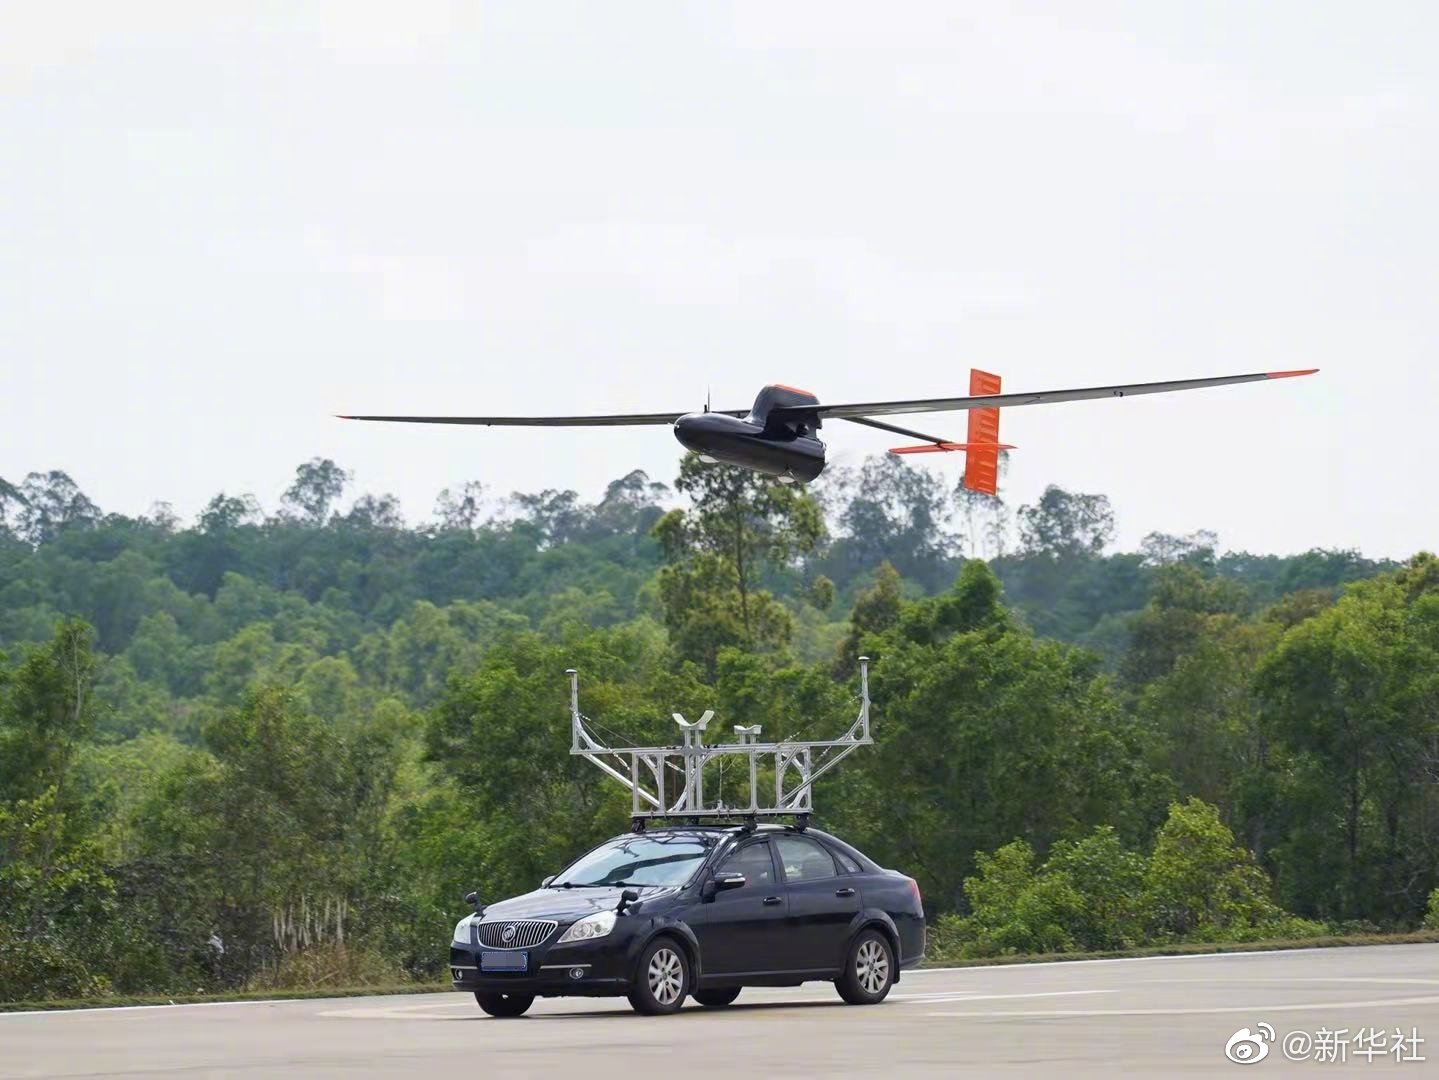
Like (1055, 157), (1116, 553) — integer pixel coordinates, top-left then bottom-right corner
(902, 946), (1401, 974)
(897, 990), (1115, 1005)
(0, 996), (363, 1019)
(316, 988), (1119, 1020)
(923, 994), (1439, 1019)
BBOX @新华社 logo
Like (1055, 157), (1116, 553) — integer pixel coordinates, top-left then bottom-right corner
(501, 924), (517, 944)
(1226, 1024), (1276, 1064)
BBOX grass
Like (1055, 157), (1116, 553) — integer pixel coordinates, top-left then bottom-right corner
(0, 981), (448, 1013)
(5, 930), (1439, 1012)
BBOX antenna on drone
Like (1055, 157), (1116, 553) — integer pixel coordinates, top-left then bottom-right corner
(567, 658), (873, 831)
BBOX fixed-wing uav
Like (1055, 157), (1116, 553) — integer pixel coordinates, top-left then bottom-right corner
(340, 367), (1317, 495)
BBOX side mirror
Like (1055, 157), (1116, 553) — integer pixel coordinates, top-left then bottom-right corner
(617, 888), (640, 916)
(541, 875), (555, 888)
(464, 890), (484, 916)
(703, 871), (746, 901)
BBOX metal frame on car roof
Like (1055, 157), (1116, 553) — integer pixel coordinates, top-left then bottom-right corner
(566, 659), (873, 832)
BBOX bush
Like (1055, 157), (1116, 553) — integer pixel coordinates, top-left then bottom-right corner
(1044, 826), (1145, 951)
(246, 944), (412, 991)
(1142, 798), (1279, 941)
(0, 931), (108, 1002)
(958, 840), (1084, 956)
(1425, 889), (1439, 930)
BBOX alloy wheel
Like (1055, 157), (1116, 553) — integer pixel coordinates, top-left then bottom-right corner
(855, 938), (889, 995)
(648, 946), (684, 1006)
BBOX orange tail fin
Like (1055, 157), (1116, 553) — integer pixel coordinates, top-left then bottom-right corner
(962, 369), (1003, 496)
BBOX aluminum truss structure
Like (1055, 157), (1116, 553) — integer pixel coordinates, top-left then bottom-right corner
(567, 658), (873, 827)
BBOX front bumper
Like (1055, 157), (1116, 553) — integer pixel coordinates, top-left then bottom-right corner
(450, 936), (633, 997)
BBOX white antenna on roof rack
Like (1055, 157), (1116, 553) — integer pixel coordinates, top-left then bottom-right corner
(567, 658), (873, 831)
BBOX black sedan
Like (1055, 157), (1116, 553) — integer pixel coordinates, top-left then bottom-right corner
(449, 823), (925, 1016)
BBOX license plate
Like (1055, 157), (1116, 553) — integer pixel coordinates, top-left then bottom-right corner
(480, 950), (528, 973)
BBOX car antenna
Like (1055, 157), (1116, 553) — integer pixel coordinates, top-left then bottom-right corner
(564, 659), (873, 833)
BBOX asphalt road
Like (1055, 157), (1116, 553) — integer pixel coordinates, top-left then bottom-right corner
(3, 945), (1436, 1079)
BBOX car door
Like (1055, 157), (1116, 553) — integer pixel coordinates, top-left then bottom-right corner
(772, 834), (860, 974)
(689, 838), (788, 977)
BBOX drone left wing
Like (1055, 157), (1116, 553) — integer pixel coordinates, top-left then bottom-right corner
(337, 410), (711, 427)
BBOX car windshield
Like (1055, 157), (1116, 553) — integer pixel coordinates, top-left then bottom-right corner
(550, 834), (714, 888)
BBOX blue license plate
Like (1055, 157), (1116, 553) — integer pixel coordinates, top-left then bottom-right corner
(480, 950), (528, 973)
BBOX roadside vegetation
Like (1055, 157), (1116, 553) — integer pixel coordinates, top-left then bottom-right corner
(1, 457), (1435, 1003)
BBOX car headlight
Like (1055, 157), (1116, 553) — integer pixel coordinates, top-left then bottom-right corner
(556, 910), (617, 944)
(453, 916), (474, 946)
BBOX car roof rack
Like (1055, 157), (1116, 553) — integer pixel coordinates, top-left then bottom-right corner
(566, 658), (873, 833)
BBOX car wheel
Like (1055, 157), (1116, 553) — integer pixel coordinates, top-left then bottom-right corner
(627, 937), (690, 1015)
(836, 929), (894, 1005)
(692, 987), (741, 1008)
(474, 991), (535, 1017)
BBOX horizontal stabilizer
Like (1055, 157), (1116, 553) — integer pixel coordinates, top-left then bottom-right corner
(888, 441), (1015, 455)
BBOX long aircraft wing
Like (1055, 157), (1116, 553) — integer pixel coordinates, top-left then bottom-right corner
(770, 369), (1318, 422)
(338, 369), (1317, 429)
(337, 410), (732, 427)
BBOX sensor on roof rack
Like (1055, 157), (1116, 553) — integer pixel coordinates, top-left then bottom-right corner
(566, 659), (874, 832)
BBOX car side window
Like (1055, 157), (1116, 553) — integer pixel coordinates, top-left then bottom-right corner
(833, 848), (862, 874)
(717, 840), (775, 891)
(774, 835), (840, 883)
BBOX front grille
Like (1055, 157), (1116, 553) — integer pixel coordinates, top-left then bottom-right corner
(477, 919), (557, 950)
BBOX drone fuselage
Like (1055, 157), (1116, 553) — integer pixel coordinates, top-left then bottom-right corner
(671, 384), (826, 483)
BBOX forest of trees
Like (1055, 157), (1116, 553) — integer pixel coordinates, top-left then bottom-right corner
(1, 455), (1435, 1003)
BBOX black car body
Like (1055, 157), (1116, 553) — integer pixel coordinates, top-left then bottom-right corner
(450, 824), (925, 1015)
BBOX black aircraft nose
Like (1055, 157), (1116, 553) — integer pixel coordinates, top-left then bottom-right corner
(673, 412), (750, 457)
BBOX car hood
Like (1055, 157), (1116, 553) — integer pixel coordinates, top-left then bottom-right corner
(478, 885), (678, 922)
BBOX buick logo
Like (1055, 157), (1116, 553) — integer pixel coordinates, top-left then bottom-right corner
(501, 924), (517, 944)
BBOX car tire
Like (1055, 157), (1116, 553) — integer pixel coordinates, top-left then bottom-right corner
(474, 991), (535, 1017)
(692, 987), (741, 1008)
(627, 937), (690, 1015)
(835, 929), (894, 1005)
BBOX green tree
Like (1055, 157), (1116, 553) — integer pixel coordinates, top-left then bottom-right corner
(952, 839), (1083, 956)
(14, 471), (100, 546)
(0, 622), (115, 999)
(138, 686), (404, 982)
(1256, 565), (1439, 922)
(1016, 486), (1114, 560)
(823, 455), (956, 589)
(0, 620), (97, 802)
(1044, 825), (1146, 950)
(830, 562), (1160, 909)
(426, 628), (707, 900)
(1142, 798), (1278, 940)
(279, 459), (351, 525)
(653, 454), (824, 669)
(433, 482), (489, 531)
(0, 476), (28, 538)
(1121, 563), (1248, 685)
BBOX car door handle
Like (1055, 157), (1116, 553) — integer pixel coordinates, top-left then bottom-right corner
(835, 887), (856, 897)
(762, 896), (783, 906)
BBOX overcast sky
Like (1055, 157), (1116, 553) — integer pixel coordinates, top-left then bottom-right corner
(3, 1), (1434, 556)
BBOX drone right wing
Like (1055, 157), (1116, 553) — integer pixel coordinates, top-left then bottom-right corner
(806, 367), (1319, 496)
(779, 369), (1319, 422)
